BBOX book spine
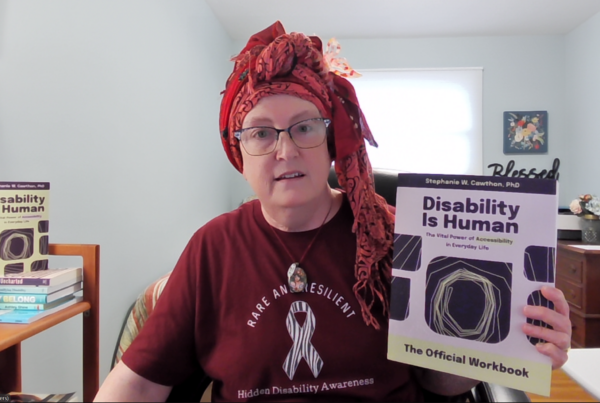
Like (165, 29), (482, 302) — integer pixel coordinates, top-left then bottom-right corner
(0, 316), (28, 323)
(0, 302), (51, 310)
(0, 278), (50, 286)
(0, 287), (51, 294)
(0, 294), (49, 303)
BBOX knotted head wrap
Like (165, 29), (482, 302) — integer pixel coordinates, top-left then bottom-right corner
(219, 21), (395, 329)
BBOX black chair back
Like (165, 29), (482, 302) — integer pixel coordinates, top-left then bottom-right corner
(328, 167), (399, 206)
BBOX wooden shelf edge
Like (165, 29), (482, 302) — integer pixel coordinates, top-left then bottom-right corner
(0, 302), (91, 351)
(48, 244), (100, 402)
(557, 241), (600, 254)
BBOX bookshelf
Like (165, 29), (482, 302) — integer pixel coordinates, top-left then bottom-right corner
(0, 244), (100, 402)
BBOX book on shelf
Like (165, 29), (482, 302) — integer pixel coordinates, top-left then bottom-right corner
(0, 295), (83, 323)
(387, 173), (557, 397)
(0, 294), (79, 311)
(0, 282), (82, 302)
(0, 182), (50, 276)
(0, 277), (81, 294)
(0, 282), (83, 304)
(0, 267), (82, 287)
(5, 392), (79, 402)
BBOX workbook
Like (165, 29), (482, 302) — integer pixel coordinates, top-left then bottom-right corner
(0, 182), (50, 276)
(387, 173), (557, 396)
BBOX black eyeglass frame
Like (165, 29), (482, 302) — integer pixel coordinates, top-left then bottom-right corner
(233, 118), (331, 156)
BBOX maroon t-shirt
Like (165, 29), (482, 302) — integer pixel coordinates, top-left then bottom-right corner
(122, 197), (422, 402)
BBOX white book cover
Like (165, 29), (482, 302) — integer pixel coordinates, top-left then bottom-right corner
(0, 182), (50, 276)
(387, 173), (558, 396)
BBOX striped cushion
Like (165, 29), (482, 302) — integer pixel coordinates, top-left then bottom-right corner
(114, 272), (171, 366)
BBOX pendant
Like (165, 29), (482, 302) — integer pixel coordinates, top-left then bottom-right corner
(287, 262), (308, 293)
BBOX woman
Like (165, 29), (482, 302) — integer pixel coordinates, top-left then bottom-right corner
(95, 22), (571, 402)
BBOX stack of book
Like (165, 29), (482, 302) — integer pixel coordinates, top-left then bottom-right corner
(0, 267), (83, 323)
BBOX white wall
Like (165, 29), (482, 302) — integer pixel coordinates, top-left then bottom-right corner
(0, 0), (233, 396)
(565, 12), (600, 199)
(343, 36), (570, 205)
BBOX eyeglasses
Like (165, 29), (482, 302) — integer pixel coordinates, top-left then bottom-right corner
(233, 118), (331, 156)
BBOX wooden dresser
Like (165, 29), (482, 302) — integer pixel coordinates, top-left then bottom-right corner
(556, 241), (600, 348)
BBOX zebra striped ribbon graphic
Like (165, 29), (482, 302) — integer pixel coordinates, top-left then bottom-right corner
(283, 301), (323, 380)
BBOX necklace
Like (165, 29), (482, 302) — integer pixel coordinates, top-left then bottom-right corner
(268, 196), (334, 293)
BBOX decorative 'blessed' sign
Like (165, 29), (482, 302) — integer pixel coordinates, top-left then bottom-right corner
(487, 158), (560, 180)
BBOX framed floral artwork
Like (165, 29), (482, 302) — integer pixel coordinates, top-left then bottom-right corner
(503, 111), (548, 154)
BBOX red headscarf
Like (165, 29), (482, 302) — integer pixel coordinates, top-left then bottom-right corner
(219, 21), (395, 329)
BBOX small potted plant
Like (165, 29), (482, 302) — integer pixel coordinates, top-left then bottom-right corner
(569, 194), (600, 244)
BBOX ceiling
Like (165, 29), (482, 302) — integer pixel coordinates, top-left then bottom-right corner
(206, 0), (600, 41)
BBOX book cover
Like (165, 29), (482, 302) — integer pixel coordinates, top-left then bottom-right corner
(0, 182), (50, 276)
(0, 282), (82, 303)
(0, 267), (82, 287)
(0, 295), (83, 323)
(387, 173), (557, 396)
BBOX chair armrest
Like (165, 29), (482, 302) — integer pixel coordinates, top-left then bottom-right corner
(472, 382), (530, 402)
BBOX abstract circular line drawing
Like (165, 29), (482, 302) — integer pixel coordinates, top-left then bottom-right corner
(393, 234), (422, 271)
(433, 270), (500, 340)
(31, 259), (49, 271)
(524, 245), (555, 283)
(3, 262), (24, 274)
(390, 276), (411, 321)
(0, 228), (34, 261)
(39, 235), (49, 255)
(38, 220), (49, 233)
(426, 256), (512, 344)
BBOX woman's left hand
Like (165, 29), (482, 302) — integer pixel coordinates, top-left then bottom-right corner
(522, 285), (572, 370)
